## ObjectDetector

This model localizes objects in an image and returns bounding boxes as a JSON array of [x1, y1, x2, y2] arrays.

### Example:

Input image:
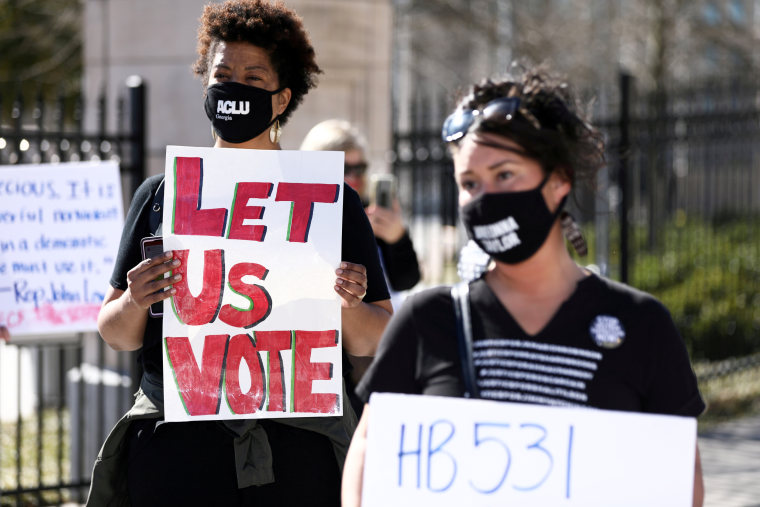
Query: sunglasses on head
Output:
[[344, 161, 368, 175], [441, 96, 542, 143]]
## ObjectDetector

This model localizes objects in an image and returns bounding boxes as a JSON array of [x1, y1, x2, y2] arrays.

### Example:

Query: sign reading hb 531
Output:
[[363, 393, 696, 507]]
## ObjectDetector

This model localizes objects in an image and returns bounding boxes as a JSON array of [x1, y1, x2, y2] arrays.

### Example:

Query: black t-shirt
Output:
[[359, 195, 420, 292], [357, 274, 705, 417], [376, 232, 420, 291], [110, 174, 389, 377]]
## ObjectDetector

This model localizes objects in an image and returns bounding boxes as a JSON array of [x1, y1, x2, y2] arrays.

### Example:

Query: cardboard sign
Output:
[[0, 161, 123, 336], [363, 393, 696, 507], [161, 146, 344, 422]]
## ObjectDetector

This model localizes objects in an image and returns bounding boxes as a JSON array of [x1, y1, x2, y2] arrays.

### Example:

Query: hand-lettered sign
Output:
[[363, 393, 697, 507], [0, 161, 124, 336], [162, 146, 344, 422]]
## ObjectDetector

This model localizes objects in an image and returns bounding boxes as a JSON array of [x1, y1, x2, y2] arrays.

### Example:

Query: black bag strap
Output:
[[451, 281, 479, 399], [148, 177, 165, 236]]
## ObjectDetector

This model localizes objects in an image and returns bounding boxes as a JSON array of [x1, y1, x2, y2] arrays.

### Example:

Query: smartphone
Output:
[[140, 236, 166, 318], [370, 174, 396, 209]]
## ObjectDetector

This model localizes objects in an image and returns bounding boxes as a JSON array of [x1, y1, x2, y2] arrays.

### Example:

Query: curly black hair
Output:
[[452, 64, 605, 186], [193, 0, 322, 126]]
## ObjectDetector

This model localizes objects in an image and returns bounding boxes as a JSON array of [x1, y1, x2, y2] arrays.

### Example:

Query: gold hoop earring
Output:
[[269, 120, 282, 144]]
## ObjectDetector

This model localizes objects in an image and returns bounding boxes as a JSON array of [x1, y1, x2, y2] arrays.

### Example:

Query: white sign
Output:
[[161, 146, 344, 422], [363, 393, 696, 507], [0, 161, 123, 335]]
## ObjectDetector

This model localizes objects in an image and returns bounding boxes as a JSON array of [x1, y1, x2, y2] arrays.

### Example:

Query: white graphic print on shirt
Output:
[[473, 338, 603, 406], [589, 315, 626, 349]]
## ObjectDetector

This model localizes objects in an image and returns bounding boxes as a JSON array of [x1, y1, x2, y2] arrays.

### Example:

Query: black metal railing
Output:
[[610, 75, 760, 361], [0, 77, 145, 196], [0, 77, 146, 506]]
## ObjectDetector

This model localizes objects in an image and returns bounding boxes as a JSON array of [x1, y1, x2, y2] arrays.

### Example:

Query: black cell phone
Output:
[[140, 236, 166, 318], [371, 174, 396, 209]]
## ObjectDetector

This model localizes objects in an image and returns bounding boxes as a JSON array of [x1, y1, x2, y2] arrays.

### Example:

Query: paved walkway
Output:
[[699, 412, 760, 507]]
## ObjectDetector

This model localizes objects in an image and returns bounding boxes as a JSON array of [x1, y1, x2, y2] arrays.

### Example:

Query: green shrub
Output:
[[576, 217, 760, 361]]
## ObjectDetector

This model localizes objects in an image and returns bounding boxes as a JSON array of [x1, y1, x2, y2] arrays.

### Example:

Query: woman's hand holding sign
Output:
[[335, 262, 368, 308], [336, 261, 393, 357], [126, 252, 180, 312], [98, 251, 181, 352]]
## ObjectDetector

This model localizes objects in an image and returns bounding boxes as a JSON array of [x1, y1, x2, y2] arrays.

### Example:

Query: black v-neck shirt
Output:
[[357, 274, 705, 417]]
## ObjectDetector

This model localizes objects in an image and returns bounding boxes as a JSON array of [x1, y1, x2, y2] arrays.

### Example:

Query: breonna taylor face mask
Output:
[[204, 81, 283, 144], [460, 173, 567, 265]]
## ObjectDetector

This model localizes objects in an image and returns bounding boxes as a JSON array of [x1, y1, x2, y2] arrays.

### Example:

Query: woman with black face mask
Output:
[[342, 65, 705, 507], [88, 1, 392, 506]]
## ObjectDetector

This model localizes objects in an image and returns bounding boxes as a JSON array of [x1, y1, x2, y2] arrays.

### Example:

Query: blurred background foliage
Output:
[[0, 0, 82, 116], [573, 215, 760, 361], [631, 217, 760, 360]]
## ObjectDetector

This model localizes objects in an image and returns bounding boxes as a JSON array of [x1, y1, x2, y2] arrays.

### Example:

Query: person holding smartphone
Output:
[[301, 120, 422, 418], [88, 2, 392, 506], [301, 119, 422, 294]]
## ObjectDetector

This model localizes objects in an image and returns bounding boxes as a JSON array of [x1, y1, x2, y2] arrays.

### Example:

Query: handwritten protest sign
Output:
[[161, 146, 344, 422], [363, 393, 697, 507], [0, 161, 123, 336]]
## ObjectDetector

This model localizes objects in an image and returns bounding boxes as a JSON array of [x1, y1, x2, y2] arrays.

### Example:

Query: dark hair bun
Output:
[[456, 64, 605, 185]]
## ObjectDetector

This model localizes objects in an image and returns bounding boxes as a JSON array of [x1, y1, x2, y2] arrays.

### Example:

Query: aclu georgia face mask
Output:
[[204, 81, 282, 144], [460, 173, 566, 264]]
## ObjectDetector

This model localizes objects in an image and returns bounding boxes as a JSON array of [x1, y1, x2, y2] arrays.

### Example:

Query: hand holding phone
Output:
[[366, 175, 407, 243], [370, 174, 396, 209], [140, 236, 168, 317]]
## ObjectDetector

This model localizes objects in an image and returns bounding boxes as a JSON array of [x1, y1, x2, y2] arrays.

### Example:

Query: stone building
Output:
[[83, 0, 394, 177]]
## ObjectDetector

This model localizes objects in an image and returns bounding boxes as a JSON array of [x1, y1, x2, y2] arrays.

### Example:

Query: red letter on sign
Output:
[[227, 182, 273, 241], [173, 157, 227, 237], [293, 330, 339, 413], [225, 333, 266, 414], [165, 334, 228, 416], [171, 249, 225, 326], [274, 183, 340, 242], [254, 330, 292, 412], [218, 262, 272, 328]]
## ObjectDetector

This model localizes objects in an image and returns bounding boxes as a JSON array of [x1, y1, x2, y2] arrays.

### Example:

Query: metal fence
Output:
[[606, 75, 760, 360], [392, 88, 460, 285], [0, 77, 145, 505]]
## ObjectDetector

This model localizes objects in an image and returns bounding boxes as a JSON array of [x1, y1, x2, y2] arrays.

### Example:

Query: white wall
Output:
[[83, 0, 393, 179]]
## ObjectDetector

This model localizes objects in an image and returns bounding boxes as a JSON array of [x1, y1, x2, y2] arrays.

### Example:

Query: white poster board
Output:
[[0, 161, 123, 335], [363, 393, 696, 507], [161, 146, 344, 422]]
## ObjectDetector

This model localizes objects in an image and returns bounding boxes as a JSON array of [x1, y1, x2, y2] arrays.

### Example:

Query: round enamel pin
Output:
[[590, 315, 625, 349]]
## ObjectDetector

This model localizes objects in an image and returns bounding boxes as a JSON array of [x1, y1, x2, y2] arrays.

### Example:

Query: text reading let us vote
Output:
[[166, 156, 341, 417]]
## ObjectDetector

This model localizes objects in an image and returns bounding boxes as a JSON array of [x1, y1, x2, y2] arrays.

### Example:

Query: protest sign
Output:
[[161, 146, 344, 422], [363, 393, 697, 507], [0, 161, 123, 336]]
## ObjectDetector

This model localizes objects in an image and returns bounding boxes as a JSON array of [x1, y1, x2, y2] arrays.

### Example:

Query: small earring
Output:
[[269, 119, 282, 144], [560, 211, 588, 256]]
